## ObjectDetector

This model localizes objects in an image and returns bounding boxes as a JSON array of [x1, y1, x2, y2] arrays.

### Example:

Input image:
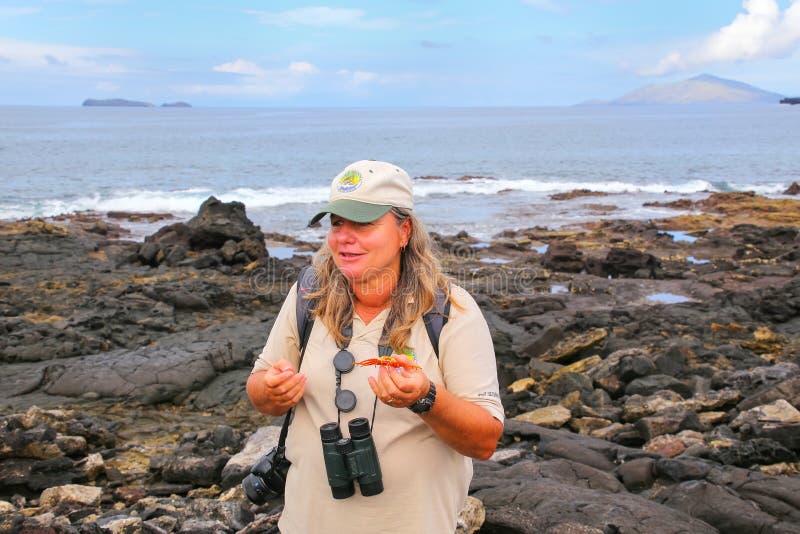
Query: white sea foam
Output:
[[218, 186, 329, 207], [0, 178, 785, 223], [0, 178, 719, 222], [724, 182, 791, 195], [412, 177, 714, 196], [0, 185, 330, 220]]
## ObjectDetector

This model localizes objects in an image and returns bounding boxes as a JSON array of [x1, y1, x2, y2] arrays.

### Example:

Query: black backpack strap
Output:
[[423, 286, 451, 359], [278, 265, 317, 449], [295, 265, 317, 352]]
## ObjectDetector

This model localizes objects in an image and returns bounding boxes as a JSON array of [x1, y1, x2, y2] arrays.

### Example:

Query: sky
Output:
[[1, 0, 799, 106]]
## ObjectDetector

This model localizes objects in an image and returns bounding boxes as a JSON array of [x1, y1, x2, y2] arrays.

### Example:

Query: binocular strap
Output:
[[336, 323, 394, 430]]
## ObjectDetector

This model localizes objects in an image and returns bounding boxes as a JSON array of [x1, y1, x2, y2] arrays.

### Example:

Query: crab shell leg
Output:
[[355, 356, 421, 370]]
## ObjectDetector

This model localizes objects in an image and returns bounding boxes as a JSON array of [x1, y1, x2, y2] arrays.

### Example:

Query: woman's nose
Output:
[[334, 221, 357, 243]]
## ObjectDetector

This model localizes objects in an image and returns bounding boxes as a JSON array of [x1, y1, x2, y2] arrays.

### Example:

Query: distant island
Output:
[[82, 99, 192, 108], [580, 74, 784, 106], [780, 97, 800, 105], [83, 98, 153, 107]]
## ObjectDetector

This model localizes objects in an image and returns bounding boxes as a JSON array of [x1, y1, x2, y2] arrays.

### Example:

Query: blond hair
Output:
[[308, 208, 455, 351]]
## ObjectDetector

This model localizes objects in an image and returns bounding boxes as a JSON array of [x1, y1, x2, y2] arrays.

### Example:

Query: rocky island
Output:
[[583, 74, 784, 105], [82, 99, 154, 108], [0, 192, 798, 533]]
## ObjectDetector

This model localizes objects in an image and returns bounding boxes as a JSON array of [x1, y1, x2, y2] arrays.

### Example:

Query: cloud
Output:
[[642, 0, 800, 76], [191, 60, 319, 97], [0, 7, 41, 16], [0, 37, 134, 73], [213, 59, 267, 77], [245, 6, 394, 29], [521, 0, 567, 13], [336, 69, 380, 84], [212, 59, 319, 78], [196, 59, 411, 99], [289, 61, 319, 73]]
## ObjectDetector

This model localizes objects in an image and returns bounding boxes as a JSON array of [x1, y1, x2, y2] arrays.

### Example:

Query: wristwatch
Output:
[[409, 381, 436, 414]]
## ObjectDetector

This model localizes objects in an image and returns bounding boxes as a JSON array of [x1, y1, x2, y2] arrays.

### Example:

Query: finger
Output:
[[273, 371, 302, 394], [397, 365, 420, 379], [273, 379, 305, 408], [384, 367, 420, 396], [380, 370, 411, 406], [272, 373, 307, 398], [285, 377, 307, 406], [264, 367, 297, 388], [272, 359, 296, 373], [372, 369, 400, 404], [376, 367, 398, 394]]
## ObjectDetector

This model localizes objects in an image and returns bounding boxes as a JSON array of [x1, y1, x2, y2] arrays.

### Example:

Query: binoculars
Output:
[[241, 445, 291, 505], [320, 417, 383, 499]]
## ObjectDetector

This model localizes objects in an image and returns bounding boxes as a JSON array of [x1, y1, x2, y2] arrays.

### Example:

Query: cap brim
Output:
[[308, 199, 392, 227]]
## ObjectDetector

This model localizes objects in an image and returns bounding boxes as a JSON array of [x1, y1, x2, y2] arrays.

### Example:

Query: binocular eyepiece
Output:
[[320, 417, 383, 499]]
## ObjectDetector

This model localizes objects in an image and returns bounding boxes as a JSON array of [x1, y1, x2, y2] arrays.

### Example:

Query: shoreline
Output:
[[1, 191, 798, 532], [0, 189, 750, 242], [7, 186, 799, 242]]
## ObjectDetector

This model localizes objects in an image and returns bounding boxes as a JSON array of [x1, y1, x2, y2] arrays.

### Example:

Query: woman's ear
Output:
[[401, 218, 412, 247]]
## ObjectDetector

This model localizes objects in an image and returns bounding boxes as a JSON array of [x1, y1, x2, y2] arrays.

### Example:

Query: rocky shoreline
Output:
[[1, 191, 798, 533]]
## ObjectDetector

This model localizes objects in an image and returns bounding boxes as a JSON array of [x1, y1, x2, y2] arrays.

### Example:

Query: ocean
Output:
[[1, 105, 797, 241]]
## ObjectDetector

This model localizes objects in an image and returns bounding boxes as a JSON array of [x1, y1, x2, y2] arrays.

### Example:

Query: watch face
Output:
[[410, 399, 431, 413], [409, 381, 435, 413]]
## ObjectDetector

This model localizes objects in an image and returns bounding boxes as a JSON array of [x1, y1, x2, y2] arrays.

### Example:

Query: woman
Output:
[[247, 160, 504, 533]]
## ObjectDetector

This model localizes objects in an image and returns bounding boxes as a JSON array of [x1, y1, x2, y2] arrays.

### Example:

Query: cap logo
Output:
[[336, 170, 363, 193]]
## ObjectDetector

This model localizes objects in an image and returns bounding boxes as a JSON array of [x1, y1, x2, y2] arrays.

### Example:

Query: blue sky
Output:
[[1, 0, 799, 106]]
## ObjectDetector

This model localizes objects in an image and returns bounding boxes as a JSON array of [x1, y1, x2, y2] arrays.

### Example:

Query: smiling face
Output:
[[327, 211, 411, 285]]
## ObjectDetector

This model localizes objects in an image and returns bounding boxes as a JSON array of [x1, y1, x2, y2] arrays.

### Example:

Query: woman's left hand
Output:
[[367, 357, 429, 408]]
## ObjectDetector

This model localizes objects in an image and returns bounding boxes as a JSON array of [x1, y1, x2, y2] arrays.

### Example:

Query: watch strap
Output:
[[409, 381, 436, 414]]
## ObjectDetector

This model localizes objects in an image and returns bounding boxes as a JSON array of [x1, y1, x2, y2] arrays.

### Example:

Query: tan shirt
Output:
[[253, 284, 504, 534]]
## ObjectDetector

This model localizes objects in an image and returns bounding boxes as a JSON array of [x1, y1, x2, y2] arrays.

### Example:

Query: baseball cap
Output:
[[308, 160, 414, 226]]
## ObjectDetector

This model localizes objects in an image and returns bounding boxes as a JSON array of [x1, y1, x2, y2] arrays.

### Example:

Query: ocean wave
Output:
[[0, 177, 789, 222], [411, 177, 714, 196], [714, 181, 791, 195], [0, 186, 330, 220]]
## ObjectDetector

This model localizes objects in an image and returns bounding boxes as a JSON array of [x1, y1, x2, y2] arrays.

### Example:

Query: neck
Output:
[[351, 266, 399, 311]]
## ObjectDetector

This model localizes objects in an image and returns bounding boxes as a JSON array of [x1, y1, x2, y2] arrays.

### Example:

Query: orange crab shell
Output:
[[355, 355, 421, 370]]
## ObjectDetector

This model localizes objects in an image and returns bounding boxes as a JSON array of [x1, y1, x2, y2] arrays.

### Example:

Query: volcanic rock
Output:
[[514, 405, 572, 428], [634, 406, 703, 441], [538, 328, 607, 364], [710, 438, 797, 467], [656, 479, 793, 533], [615, 457, 656, 491], [784, 181, 800, 195], [473, 460, 715, 533], [40, 484, 102, 508], [604, 247, 661, 278], [541, 241, 584, 273]]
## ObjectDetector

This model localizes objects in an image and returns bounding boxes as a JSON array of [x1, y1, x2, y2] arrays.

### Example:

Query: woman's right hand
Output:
[[246, 359, 307, 415]]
